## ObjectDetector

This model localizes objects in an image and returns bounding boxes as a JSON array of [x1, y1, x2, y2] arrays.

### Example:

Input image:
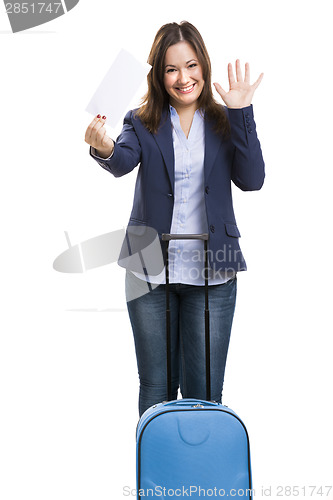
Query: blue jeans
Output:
[[125, 270, 237, 416]]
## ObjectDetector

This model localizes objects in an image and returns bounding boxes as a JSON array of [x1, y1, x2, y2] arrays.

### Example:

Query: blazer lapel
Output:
[[152, 109, 175, 194], [204, 115, 223, 182]]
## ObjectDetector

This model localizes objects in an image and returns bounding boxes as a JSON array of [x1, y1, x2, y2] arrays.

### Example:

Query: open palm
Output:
[[213, 59, 263, 109]]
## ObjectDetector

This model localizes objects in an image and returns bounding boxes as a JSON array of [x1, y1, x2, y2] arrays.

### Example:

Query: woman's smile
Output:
[[175, 83, 196, 94]]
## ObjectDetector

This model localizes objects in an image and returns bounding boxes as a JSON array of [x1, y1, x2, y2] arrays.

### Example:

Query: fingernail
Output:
[[102, 116, 106, 119], [97, 114, 101, 118]]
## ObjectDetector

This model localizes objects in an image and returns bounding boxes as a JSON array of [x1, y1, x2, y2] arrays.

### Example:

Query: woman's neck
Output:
[[170, 102, 199, 139], [169, 100, 198, 121]]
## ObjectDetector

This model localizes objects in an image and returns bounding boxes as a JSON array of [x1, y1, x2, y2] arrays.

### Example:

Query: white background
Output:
[[0, 0, 332, 499]]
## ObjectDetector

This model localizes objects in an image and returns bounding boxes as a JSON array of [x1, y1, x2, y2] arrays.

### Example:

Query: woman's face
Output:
[[163, 41, 205, 111]]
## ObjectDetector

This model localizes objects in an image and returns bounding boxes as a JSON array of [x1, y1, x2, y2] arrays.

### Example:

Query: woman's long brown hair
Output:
[[135, 21, 230, 137]]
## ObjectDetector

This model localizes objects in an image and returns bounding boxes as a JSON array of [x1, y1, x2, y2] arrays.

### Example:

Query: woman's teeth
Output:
[[176, 84, 195, 93]]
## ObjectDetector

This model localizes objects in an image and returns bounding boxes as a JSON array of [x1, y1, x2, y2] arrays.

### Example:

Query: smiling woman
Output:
[[85, 20, 265, 417]]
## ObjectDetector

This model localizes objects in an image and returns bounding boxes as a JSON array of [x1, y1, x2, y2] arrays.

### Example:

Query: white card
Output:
[[85, 49, 151, 128]]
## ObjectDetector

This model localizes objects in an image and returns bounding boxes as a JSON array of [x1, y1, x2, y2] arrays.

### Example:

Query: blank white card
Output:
[[86, 49, 152, 128]]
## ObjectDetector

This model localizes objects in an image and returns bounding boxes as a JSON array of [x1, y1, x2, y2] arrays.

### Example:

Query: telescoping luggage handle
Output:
[[161, 233, 211, 402]]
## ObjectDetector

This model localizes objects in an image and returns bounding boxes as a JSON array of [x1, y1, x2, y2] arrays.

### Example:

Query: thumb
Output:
[[213, 82, 227, 98]]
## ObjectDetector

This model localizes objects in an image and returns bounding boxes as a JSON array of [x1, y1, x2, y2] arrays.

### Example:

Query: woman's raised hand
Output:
[[85, 115, 114, 158], [213, 60, 264, 109]]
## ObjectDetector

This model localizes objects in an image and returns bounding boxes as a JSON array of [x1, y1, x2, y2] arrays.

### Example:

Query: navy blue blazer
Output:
[[90, 104, 265, 273]]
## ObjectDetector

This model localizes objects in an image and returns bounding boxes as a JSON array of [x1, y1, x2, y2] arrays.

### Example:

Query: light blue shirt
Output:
[[133, 105, 235, 285]]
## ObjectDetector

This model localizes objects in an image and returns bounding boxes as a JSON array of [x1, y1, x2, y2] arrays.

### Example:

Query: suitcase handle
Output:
[[163, 399, 218, 407], [161, 233, 209, 241], [161, 233, 211, 402]]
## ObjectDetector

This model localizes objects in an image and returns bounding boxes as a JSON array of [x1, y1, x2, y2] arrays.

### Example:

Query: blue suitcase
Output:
[[135, 234, 253, 499]]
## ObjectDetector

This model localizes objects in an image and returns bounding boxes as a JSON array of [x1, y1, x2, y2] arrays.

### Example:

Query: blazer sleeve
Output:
[[226, 104, 265, 191], [89, 110, 141, 178]]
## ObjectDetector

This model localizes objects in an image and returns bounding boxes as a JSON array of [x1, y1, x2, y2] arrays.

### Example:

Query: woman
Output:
[[85, 21, 265, 416]]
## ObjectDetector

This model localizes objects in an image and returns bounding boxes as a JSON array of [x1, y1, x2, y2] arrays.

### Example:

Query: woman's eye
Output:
[[165, 64, 197, 73]]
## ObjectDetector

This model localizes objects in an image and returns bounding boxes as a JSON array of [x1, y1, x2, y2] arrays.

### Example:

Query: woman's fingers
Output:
[[85, 115, 107, 147], [91, 116, 107, 147], [85, 115, 101, 143], [235, 59, 243, 82], [228, 60, 263, 91], [244, 62, 250, 84], [227, 62, 236, 86], [100, 127, 109, 148], [252, 72, 264, 90], [213, 82, 227, 98]]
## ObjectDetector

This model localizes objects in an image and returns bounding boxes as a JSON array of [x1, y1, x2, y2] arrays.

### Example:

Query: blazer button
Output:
[[205, 186, 209, 194], [210, 225, 215, 233]]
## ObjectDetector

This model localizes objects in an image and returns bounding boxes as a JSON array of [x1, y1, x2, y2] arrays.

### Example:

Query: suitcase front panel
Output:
[[137, 408, 251, 499]]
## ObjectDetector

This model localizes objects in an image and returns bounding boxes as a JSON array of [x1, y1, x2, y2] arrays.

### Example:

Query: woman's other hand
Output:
[[213, 60, 263, 109], [85, 115, 114, 158]]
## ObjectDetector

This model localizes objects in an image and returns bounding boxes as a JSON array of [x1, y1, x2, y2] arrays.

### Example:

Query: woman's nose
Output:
[[178, 69, 189, 84]]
